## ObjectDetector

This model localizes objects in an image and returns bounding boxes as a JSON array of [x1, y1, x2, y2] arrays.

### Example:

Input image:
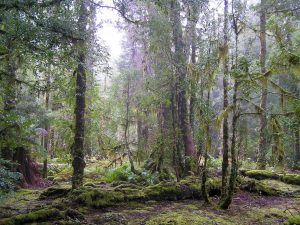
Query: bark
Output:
[[170, 0, 195, 158], [124, 76, 137, 174], [189, 26, 197, 137], [201, 91, 211, 204], [71, 0, 88, 189], [257, 0, 268, 170], [220, 80, 239, 209], [294, 120, 300, 168], [42, 74, 50, 178], [221, 0, 230, 201]]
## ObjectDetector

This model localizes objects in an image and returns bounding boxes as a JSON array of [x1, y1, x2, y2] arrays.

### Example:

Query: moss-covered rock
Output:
[[0, 208, 62, 225], [288, 214, 300, 225], [245, 170, 280, 180]]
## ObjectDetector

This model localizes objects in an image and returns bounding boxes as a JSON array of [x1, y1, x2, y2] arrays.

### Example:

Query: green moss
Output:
[[40, 187, 71, 200], [288, 214, 300, 225], [83, 182, 97, 187], [240, 178, 300, 196], [245, 170, 280, 180], [2, 208, 62, 225], [93, 212, 127, 225], [281, 174, 300, 185], [145, 210, 234, 225], [144, 181, 181, 200], [76, 189, 125, 208]]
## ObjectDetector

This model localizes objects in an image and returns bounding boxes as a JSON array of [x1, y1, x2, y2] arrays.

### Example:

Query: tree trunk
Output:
[[221, 0, 230, 201], [257, 0, 268, 170], [71, 0, 88, 189], [43, 73, 50, 178], [201, 91, 211, 204], [220, 80, 239, 209], [170, 0, 195, 158], [294, 120, 300, 168], [124, 76, 137, 174]]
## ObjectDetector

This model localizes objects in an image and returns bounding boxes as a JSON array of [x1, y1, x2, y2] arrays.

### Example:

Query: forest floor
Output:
[[0, 183, 299, 224], [1, 161, 300, 224]]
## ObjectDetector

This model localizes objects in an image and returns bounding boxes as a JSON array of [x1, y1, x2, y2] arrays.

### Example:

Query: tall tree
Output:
[[221, 0, 230, 200], [71, 0, 88, 189], [257, 0, 268, 170]]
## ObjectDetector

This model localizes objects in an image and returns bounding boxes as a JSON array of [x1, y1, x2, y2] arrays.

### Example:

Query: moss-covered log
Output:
[[242, 170, 300, 186], [244, 170, 280, 180], [0, 208, 62, 225], [239, 177, 300, 197], [73, 176, 221, 208]]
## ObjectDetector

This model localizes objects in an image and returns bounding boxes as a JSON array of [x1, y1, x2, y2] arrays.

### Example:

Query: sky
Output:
[[96, 0, 260, 63], [96, 1, 124, 62]]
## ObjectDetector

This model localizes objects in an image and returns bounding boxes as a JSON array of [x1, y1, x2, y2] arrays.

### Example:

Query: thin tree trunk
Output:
[[201, 90, 211, 204], [294, 120, 300, 168], [257, 0, 268, 170], [71, 0, 88, 189], [220, 80, 239, 209], [42, 73, 50, 178], [124, 76, 136, 174], [221, 0, 229, 201]]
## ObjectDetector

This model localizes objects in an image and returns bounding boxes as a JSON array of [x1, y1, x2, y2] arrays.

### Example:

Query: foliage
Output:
[[0, 158, 22, 192]]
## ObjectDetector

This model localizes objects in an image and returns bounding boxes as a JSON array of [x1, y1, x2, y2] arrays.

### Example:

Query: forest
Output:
[[0, 0, 300, 224]]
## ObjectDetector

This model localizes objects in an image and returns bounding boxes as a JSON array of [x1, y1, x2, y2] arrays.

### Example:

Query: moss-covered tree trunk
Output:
[[71, 0, 88, 189], [220, 80, 239, 209], [42, 73, 51, 178], [201, 91, 211, 204], [170, 0, 195, 159], [221, 0, 229, 201], [294, 119, 300, 168], [257, 0, 268, 170]]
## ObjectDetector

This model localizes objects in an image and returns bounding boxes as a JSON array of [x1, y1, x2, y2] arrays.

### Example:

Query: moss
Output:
[[83, 182, 97, 187], [40, 187, 71, 200], [76, 189, 125, 208], [288, 215, 300, 225], [240, 178, 300, 196], [64, 208, 84, 221], [144, 181, 181, 200], [145, 210, 234, 225], [281, 174, 300, 185], [245, 170, 280, 180], [93, 212, 127, 225], [206, 178, 222, 196], [145, 211, 209, 225], [1, 208, 62, 225]]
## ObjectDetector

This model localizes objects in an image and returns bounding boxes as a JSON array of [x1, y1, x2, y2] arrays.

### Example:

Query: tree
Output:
[[257, 0, 268, 170], [71, 0, 89, 189]]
